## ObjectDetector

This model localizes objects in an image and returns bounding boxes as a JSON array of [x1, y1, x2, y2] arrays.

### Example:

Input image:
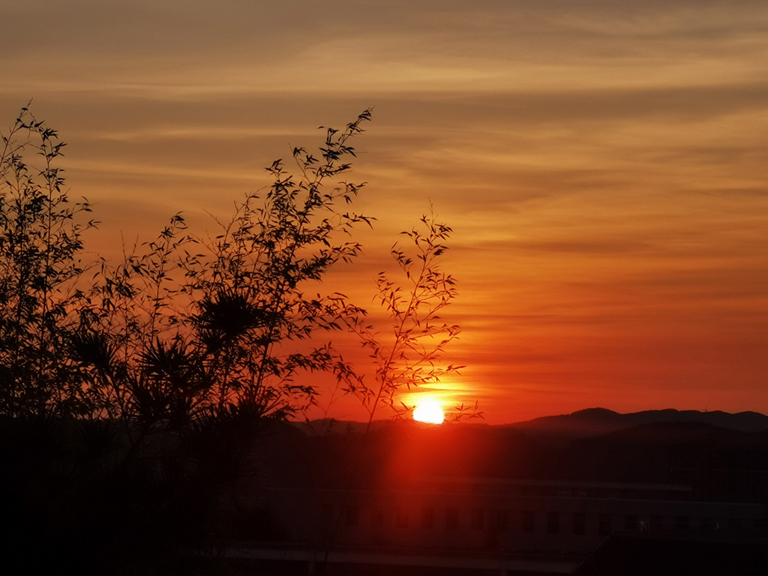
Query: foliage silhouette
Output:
[[0, 106, 95, 418], [72, 110, 373, 436], [345, 212, 468, 420], [0, 106, 399, 574]]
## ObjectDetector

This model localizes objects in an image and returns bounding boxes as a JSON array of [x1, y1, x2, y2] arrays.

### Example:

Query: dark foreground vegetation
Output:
[[0, 107, 467, 574]]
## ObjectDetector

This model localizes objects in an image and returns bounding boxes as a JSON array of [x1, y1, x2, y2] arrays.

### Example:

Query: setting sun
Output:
[[413, 399, 445, 425]]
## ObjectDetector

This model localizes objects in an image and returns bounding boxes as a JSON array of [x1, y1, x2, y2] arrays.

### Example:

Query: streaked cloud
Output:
[[2, 0, 767, 422]]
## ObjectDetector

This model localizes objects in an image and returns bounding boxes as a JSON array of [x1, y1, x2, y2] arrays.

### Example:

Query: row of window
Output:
[[345, 506, 734, 535]]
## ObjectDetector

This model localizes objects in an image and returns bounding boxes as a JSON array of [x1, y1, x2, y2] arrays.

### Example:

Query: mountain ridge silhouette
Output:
[[506, 407, 768, 439], [296, 408, 768, 439]]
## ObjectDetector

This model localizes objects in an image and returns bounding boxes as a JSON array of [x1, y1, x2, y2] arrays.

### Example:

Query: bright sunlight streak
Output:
[[413, 399, 445, 425]]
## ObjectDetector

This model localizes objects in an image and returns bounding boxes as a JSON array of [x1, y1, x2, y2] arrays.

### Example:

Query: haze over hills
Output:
[[506, 408, 768, 440], [298, 408, 768, 439]]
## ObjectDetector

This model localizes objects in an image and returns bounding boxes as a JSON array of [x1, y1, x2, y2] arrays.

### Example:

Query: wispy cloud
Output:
[[2, 0, 767, 421]]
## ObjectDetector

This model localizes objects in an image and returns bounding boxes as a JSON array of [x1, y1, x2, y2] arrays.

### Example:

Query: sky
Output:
[[1, 0, 767, 423]]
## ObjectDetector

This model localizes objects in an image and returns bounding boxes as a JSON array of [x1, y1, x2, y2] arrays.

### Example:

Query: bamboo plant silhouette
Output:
[[349, 213, 464, 421], [73, 109, 374, 434], [0, 106, 94, 418], [181, 109, 374, 421]]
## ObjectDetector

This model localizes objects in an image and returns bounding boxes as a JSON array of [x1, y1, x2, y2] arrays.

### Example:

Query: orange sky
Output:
[[2, 0, 767, 423]]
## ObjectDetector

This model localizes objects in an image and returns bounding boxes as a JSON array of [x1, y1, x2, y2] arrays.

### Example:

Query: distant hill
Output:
[[299, 408, 768, 441], [507, 408, 768, 441], [627, 408, 768, 432]]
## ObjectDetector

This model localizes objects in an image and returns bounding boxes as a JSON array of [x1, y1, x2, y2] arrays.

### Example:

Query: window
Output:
[[624, 515, 638, 531], [650, 515, 664, 530], [522, 511, 535, 534], [346, 504, 359, 527], [396, 507, 408, 528], [547, 512, 560, 534], [472, 509, 485, 530], [572, 512, 586, 535], [599, 514, 612, 536], [446, 508, 459, 530]]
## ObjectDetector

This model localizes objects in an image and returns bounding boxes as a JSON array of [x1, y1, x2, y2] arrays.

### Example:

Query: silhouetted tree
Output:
[[0, 105, 473, 574], [0, 106, 378, 574], [0, 105, 94, 418], [182, 110, 373, 422], [71, 110, 372, 436]]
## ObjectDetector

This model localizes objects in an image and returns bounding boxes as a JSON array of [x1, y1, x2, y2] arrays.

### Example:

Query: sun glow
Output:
[[413, 399, 445, 425]]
